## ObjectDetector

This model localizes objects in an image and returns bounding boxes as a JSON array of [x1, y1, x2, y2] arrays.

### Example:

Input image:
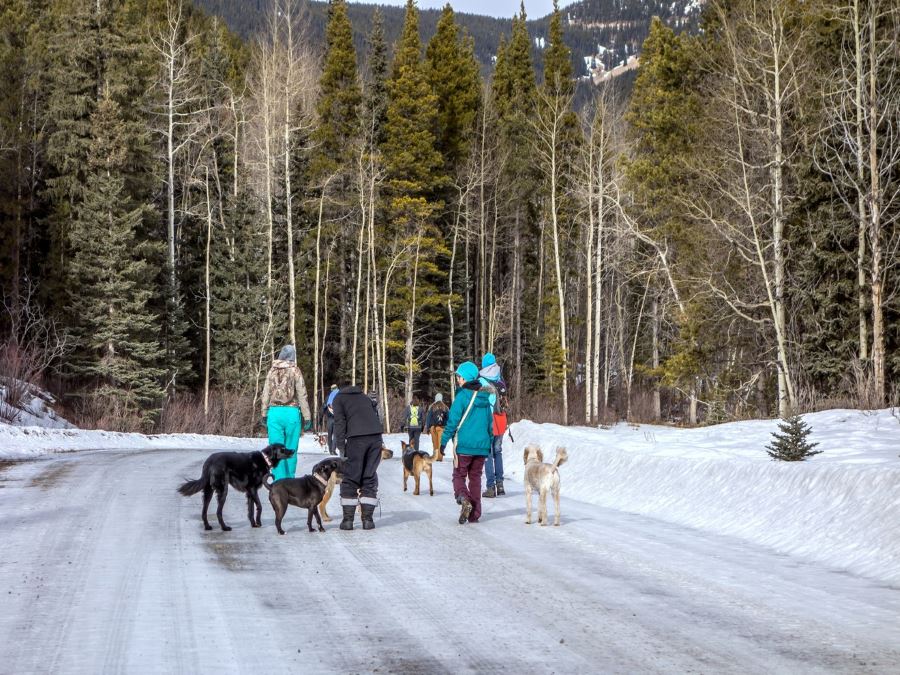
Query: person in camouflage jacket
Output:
[[260, 345, 311, 480]]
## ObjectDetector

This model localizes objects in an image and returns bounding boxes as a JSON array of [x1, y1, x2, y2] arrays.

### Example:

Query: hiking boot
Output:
[[457, 497, 473, 524], [482, 485, 496, 498], [361, 503, 376, 530], [339, 505, 355, 531], [496, 481, 505, 496]]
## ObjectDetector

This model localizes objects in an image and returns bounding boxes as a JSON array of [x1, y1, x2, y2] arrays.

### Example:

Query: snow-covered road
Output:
[[1, 448, 898, 674]]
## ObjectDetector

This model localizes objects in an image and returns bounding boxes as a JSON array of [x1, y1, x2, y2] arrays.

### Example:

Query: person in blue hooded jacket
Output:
[[440, 361, 495, 524], [479, 352, 507, 497]]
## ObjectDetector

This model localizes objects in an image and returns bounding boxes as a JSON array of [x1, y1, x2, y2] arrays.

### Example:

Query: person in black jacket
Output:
[[332, 385, 384, 530]]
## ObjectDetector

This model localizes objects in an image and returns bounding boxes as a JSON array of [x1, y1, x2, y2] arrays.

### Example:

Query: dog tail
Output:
[[553, 447, 568, 468], [177, 478, 205, 496]]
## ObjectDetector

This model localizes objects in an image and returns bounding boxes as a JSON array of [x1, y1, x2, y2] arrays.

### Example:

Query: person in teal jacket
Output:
[[440, 361, 495, 524]]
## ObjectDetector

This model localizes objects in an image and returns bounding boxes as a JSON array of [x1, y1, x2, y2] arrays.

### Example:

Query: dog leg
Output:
[[553, 483, 561, 526], [202, 487, 214, 531], [538, 488, 548, 526], [245, 491, 257, 528], [252, 489, 263, 527], [269, 493, 286, 535], [525, 485, 533, 524], [414, 471, 420, 496], [426, 464, 433, 496], [403, 468, 409, 492], [307, 507, 317, 533], [216, 486, 231, 531], [312, 506, 325, 533]]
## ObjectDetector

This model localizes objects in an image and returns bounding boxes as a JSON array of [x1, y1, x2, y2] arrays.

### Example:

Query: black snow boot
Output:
[[339, 505, 355, 531], [482, 485, 496, 498], [496, 481, 505, 496], [361, 504, 376, 530]]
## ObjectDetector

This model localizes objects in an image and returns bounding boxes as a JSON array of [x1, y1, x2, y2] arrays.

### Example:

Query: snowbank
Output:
[[0, 380, 73, 428], [0, 425, 269, 460], [507, 409, 900, 586]]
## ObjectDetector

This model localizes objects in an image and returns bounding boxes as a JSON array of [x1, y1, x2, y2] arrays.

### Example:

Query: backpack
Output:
[[432, 405, 448, 428], [491, 378, 510, 435], [409, 405, 420, 427], [267, 366, 297, 406]]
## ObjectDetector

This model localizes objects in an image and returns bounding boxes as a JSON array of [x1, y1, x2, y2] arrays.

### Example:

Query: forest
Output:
[[0, 0, 898, 434]]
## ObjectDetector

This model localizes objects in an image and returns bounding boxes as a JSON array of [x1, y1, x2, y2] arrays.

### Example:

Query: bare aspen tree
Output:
[[686, 0, 805, 417], [532, 85, 576, 422], [817, 0, 900, 404]]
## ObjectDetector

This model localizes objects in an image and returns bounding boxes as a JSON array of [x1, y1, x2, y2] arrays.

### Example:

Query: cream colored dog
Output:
[[523, 445, 568, 526]]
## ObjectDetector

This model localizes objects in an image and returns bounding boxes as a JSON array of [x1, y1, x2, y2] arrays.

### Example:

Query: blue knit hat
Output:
[[278, 344, 296, 362], [455, 361, 479, 382], [481, 352, 496, 368]]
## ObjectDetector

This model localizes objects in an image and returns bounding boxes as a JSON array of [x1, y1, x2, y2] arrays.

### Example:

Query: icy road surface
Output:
[[0, 449, 898, 674]]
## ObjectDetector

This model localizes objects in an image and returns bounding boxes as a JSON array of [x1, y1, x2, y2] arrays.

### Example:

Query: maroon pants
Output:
[[452, 455, 486, 522]]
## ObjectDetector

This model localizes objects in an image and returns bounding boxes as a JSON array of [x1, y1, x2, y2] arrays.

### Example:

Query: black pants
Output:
[[407, 427, 422, 451], [340, 434, 383, 502], [326, 416, 336, 454]]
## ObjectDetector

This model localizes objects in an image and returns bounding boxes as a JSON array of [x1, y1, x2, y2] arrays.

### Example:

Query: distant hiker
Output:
[[320, 384, 339, 456], [479, 352, 509, 498], [332, 385, 384, 530], [260, 344, 311, 480], [440, 361, 494, 524], [424, 393, 449, 461], [401, 395, 423, 452]]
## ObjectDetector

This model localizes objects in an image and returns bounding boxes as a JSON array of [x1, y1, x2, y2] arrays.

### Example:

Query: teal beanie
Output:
[[455, 361, 479, 382]]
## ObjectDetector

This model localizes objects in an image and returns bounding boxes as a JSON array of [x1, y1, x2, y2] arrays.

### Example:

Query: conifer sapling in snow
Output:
[[765, 414, 822, 462]]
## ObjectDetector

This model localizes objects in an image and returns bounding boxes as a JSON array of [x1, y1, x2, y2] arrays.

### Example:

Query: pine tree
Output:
[[766, 414, 822, 462], [384, 0, 444, 210], [363, 8, 388, 148], [312, 0, 362, 179], [425, 4, 481, 177], [68, 94, 164, 425]]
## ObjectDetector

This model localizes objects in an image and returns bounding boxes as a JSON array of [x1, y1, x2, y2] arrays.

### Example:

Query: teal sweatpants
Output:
[[267, 406, 301, 480]]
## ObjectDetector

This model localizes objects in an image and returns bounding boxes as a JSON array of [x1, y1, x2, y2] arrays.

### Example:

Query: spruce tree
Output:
[[313, 0, 362, 179], [425, 5, 481, 177], [68, 94, 164, 425], [766, 414, 822, 462], [363, 8, 389, 148]]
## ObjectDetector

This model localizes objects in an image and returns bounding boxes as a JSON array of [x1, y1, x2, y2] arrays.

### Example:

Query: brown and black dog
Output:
[[317, 467, 342, 522], [401, 440, 434, 496], [267, 457, 343, 534]]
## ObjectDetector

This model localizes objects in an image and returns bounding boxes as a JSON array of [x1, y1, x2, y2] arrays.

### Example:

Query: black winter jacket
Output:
[[332, 386, 383, 451]]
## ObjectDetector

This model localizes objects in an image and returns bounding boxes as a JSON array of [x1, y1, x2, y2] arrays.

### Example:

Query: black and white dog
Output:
[[178, 443, 294, 531]]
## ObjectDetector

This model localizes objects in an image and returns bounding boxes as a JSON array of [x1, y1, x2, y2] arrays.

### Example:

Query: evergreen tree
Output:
[[68, 94, 164, 425], [313, 0, 362, 178], [766, 414, 822, 462], [384, 0, 444, 210], [542, 0, 573, 98], [425, 4, 481, 177], [363, 8, 389, 148]]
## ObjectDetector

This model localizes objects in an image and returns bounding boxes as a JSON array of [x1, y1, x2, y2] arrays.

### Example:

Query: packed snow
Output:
[[2, 407, 898, 587]]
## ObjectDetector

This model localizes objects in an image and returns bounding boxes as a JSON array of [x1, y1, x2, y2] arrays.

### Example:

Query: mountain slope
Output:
[[193, 0, 704, 82]]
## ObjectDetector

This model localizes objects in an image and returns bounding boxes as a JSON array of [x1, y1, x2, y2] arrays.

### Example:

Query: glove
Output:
[[303, 419, 312, 431], [258, 416, 267, 429]]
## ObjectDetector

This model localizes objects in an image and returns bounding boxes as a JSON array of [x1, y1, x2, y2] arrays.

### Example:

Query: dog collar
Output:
[[262, 453, 274, 469], [313, 472, 328, 487]]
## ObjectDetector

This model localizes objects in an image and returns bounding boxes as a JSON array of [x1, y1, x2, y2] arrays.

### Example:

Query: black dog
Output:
[[267, 457, 344, 535], [178, 443, 294, 531]]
